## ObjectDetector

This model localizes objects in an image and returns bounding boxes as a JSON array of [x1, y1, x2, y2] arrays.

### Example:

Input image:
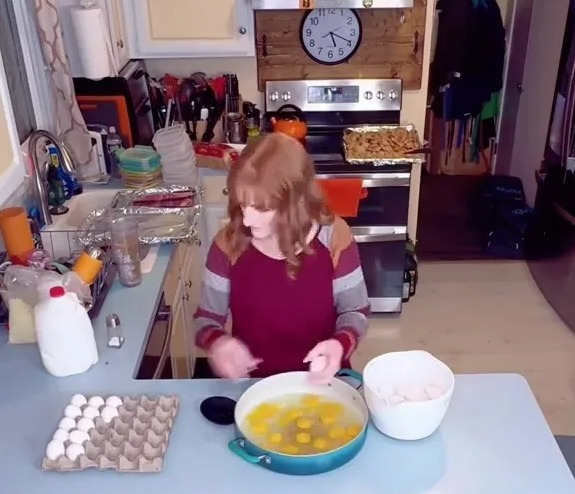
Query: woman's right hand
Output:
[[207, 335, 262, 379]]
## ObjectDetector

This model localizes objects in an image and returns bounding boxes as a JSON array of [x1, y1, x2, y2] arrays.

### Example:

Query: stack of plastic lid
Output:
[[117, 146, 163, 188], [152, 125, 198, 187]]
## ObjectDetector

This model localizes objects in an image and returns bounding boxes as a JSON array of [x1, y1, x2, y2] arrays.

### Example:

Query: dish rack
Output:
[[39, 229, 116, 320]]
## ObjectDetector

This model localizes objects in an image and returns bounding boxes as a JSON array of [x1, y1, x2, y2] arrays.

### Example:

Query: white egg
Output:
[[46, 440, 65, 461], [70, 394, 87, 408], [82, 405, 100, 420], [100, 405, 119, 424], [76, 417, 95, 433], [87, 396, 105, 409], [53, 428, 69, 442], [105, 396, 123, 408], [65, 443, 85, 462], [64, 405, 82, 419], [58, 417, 76, 431], [69, 429, 90, 445]]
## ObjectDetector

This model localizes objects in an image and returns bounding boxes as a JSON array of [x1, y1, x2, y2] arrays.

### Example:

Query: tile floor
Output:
[[352, 260, 575, 436]]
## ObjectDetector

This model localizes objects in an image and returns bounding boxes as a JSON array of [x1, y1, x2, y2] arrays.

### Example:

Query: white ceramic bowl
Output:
[[363, 350, 454, 441]]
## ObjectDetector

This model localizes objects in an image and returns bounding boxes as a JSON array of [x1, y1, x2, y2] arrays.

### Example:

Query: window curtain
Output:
[[33, 0, 93, 167]]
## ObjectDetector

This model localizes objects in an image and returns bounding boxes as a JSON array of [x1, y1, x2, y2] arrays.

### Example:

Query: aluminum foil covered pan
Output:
[[75, 205, 202, 247], [342, 124, 426, 166]]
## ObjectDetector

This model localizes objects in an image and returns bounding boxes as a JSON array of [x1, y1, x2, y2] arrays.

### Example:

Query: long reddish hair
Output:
[[225, 133, 333, 277]]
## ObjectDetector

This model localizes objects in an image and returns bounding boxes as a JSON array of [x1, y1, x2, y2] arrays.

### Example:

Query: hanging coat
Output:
[[430, 0, 506, 118]]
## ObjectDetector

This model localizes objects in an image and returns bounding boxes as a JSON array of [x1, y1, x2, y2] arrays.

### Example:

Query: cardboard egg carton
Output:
[[42, 395, 179, 473]]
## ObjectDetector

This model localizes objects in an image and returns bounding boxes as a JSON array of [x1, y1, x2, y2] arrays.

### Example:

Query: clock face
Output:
[[300, 9, 362, 65]]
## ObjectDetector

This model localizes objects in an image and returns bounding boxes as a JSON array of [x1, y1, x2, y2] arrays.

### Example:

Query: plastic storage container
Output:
[[34, 286, 99, 377]]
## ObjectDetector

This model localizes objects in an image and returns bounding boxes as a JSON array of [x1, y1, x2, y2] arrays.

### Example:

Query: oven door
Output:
[[316, 172, 410, 226], [351, 226, 407, 313]]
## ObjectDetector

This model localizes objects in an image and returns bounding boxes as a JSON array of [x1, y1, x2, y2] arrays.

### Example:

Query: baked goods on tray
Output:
[[343, 125, 422, 163]]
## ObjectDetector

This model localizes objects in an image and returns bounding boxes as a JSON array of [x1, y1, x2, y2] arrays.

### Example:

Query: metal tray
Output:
[[110, 185, 203, 209], [342, 124, 426, 166], [75, 205, 202, 247]]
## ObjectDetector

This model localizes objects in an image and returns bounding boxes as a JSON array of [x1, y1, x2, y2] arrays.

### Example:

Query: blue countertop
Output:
[[0, 244, 574, 493]]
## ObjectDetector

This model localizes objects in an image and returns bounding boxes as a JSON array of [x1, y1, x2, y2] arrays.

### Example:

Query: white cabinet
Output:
[[58, 0, 129, 78], [122, 0, 255, 58]]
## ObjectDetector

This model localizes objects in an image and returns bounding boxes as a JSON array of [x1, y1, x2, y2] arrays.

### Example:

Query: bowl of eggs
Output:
[[228, 369, 369, 475], [362, 350, 455, 441]]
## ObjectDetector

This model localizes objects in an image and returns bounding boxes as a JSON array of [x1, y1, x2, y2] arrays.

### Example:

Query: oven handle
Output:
[[315, 173, 410, 187], [351, 226, 407, 243]]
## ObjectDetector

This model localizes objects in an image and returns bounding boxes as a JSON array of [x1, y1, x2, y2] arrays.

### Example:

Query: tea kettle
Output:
[[270, 104, 307, 140]]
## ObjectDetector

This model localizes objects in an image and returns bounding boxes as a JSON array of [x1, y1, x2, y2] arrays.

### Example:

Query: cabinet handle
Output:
[[116, 40, 124, 49], [183, 292, 190, 301], [223, 187, 229, 196], [185, 280, 192, 288], [153, 310, 173, 379], [238, 26, 247, 35]]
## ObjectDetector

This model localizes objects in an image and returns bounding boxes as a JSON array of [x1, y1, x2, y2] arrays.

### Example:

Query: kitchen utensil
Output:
[[362, 350, 454, 441], [270, 104, 307, 140], [204, 370, 368, 475], [226, 112, 247, 144], [317, 179, 368, 218]]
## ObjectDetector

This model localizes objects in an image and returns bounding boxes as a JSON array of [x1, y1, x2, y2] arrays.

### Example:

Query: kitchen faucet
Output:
[[28, 129, 77, 226]]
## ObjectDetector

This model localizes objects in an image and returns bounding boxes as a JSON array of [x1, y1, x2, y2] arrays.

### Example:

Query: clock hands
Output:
[[332, 32, 351, 44], [321, 31, 351, 48], [321, 31, 338, 48]]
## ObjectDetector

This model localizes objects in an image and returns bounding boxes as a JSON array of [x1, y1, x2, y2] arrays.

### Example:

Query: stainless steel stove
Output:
[[264, 78, 405, 169], [264, 78, 414, 313]]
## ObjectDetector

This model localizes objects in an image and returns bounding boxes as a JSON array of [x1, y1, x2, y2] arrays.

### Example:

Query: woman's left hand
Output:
[[303, 339, 344, 385]]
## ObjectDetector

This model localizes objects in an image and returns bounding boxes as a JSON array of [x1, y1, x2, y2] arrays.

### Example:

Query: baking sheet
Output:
[[110, 185, 203, 209], [342, 124, 426, 166], [75, 205, 202, 247]]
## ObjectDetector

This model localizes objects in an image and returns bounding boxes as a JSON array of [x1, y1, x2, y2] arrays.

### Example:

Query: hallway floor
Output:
[[352, 260, 575, 436]]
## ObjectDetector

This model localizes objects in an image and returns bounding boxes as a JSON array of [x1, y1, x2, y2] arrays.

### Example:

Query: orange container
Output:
[[0, 207, 35, 265], [317, 179, 367, 218]]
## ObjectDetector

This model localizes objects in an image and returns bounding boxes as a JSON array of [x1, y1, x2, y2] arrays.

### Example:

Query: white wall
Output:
[[509, 0, 569, 205]]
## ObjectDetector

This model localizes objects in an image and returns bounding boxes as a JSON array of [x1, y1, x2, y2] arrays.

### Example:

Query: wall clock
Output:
[[300, 8, 362, 66]]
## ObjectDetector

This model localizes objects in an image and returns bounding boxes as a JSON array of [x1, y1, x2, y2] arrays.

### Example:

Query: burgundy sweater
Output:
[[193, 217, 370, 377]]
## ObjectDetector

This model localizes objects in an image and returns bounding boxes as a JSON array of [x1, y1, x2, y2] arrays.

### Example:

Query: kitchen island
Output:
[[0, 245, 574, 494]]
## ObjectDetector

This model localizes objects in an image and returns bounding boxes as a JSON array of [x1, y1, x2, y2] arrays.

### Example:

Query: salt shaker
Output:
[[106, 313, 124, 348]]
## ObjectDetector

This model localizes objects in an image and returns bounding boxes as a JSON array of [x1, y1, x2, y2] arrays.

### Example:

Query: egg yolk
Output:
[[250, 422, 268, 435], [329, 426, 346, 439], [296, 417, 313, 429], [301, 394, 321, 407], [296, 432, 311, 444], [347, 425, 361, 438], [281, 444, 299, 455], [313, 437, 329, 450], [268, 432, 282, 444]]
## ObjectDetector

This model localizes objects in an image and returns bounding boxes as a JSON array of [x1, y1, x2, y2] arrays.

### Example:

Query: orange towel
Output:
[[317, 179, 367, 218]]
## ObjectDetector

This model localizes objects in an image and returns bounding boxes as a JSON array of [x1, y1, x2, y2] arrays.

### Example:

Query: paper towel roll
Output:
[[71, 6, 117, 80]]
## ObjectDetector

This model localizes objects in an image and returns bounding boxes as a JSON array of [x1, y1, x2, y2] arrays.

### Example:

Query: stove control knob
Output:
[[376, 90, 386, 100], [364, 91, 373, 100], [388, 90, 398, 101], [281, 91, 291, 102], [269, 91, 279, 102]]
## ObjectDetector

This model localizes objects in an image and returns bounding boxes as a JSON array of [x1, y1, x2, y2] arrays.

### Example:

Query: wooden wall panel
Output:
[[255, 0, 427, 91]]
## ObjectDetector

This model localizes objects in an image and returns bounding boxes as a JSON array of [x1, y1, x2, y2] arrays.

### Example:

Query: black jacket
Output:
[[430, 0, 505, 96]]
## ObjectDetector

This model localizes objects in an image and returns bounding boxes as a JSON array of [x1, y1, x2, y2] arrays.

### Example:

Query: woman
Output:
[[193, 133, 369, 383]]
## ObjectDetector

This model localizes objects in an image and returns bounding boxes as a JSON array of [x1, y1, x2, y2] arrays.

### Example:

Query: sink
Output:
[[46, 189, 122, 231], [41, 189, 122, 259]]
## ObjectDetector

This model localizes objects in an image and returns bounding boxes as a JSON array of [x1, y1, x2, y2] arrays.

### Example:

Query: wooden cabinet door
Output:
[[123, 0, 255, 58]]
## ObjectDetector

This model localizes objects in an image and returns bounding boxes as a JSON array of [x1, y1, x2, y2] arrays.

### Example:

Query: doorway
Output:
[[416, 0, 569, 260]]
